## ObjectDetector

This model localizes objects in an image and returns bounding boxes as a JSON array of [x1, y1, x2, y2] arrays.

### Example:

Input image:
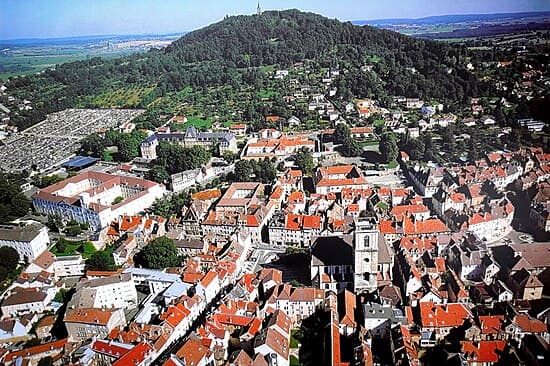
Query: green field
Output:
[[258, 89, 279, 99], [80, 85, 155, 108], [171, 116, 214, 131], [51, 239, 97, 259], [0, 50, 137, 80]]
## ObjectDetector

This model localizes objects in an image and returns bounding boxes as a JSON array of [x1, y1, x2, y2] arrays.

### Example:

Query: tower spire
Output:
[[257, 1, 262, 16]]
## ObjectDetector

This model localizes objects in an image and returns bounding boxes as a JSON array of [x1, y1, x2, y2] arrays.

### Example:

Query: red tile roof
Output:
[[4, 339, 67, 363], [176, 338, 212, 365], [479, 315, 505, 334], [461, 341, 506, 363], [64, 308, 119, 325], [200, 270, 218, 288], [92, 339, 131, 359], [160, 303, 191, 328], [112, 342, 153, 366], [419, 302, 471, 328], [513, 314, 548, 333]]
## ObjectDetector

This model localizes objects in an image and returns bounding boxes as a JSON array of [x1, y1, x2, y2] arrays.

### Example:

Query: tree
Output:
[[233, 160, 255, 182], [255, 158, 277, 184], [0, 246, 20, 273], [0, 174, 31, 223], [137, 236, 180, 269], [333, 124, 351, 144], [87, 250, 117, 271], [379, 131, 398, 163], [64, 224, 82, 237], [156, 143, 211, 175], [147, 165, 169, 184], [341, 136, 363, 157], [294, 147, 315, 175], [79, 133, 105, 158], [222, 151, 237, 164]]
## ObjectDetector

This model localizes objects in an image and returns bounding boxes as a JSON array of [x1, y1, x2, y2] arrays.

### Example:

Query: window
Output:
[[364, 236, 370, 248]]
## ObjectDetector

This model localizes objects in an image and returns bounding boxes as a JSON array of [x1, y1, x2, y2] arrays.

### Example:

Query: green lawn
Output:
[[386, 161, 398, 169], [360, 141, 379, 147], [51, 239, 97, 259], [290, 356, 300, 366], [258, 89, 279, 99], [373, 119, 386, 127]]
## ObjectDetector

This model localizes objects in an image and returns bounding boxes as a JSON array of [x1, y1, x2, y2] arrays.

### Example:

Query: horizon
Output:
[[1, 0, 549, 41]]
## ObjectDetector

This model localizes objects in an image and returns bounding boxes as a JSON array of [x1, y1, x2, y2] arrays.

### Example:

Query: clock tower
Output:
[[353, 218, 379, 294]]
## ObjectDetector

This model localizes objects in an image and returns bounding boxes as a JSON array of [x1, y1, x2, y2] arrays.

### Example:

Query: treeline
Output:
[[7, 10, 491, 130], [79, 129, 147, 162], [0, 174, 31, 223]]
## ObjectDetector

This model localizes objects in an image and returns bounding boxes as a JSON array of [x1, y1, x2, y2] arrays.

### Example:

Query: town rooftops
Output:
[[64, 307, 120, 325], [0, 222, 46, 242], [419, 302, 471, 328], [4, 338, 67, 363], [176, 337, 212, 365], [2, 288, 47, 306], [112, 342, 153, 366]]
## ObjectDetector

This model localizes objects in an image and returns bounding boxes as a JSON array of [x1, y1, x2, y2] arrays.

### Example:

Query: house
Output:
[[112, 342, 155, 366], [0, 222, 49, 261], [202, 182, 276, 242], [34, 314, 57, 339], [175, 337, 215, 366], [418, 302, 472, 346], [271, 284, 325, 325], [64, 307, 126, 342], [140, 127, 238, 160], [505, 314, 548, 344], [1, 288, 52, 318], [254, 328, 290, 366], [229, 123, 247, 136], [314, 165, 369, 194], [0, 318, 30, 343], [196, 270, 220, 303], [268, 213, 322, 247], [3, 338, 67, 366], [461, 340, 506, 366]]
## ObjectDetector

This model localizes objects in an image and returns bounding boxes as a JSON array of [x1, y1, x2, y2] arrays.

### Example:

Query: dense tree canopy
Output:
[[233, 158, 277, 183], [156, 142, 212, 175], [79, 129, 147, 162], [6, 10, 490, 131], [137, 236, 180, 269], [294, 147, 315, 175], [0, 246, 20, 273], [0, 174, 31, 223], [379, 131, 399, 163], [87, 250, 117, 271]]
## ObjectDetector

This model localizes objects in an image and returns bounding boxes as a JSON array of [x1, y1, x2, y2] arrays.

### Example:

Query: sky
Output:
[[1, 0, 549, 40]]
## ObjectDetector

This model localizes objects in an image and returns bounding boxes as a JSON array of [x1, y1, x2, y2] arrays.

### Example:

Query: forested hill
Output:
[[7, 9, 490, 130]]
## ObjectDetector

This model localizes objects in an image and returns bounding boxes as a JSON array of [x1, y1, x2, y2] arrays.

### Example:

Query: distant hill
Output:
[[6, 9, 491, 130], [353, 11, 550, 26]]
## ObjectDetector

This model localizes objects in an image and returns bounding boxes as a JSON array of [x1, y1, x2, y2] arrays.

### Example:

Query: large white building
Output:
[[32, 171, 165, 231], [64, 307, 126, 342], [140, 126, 238, 160], [70, 273, 138, 310], [0, 223, 49, 261]]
